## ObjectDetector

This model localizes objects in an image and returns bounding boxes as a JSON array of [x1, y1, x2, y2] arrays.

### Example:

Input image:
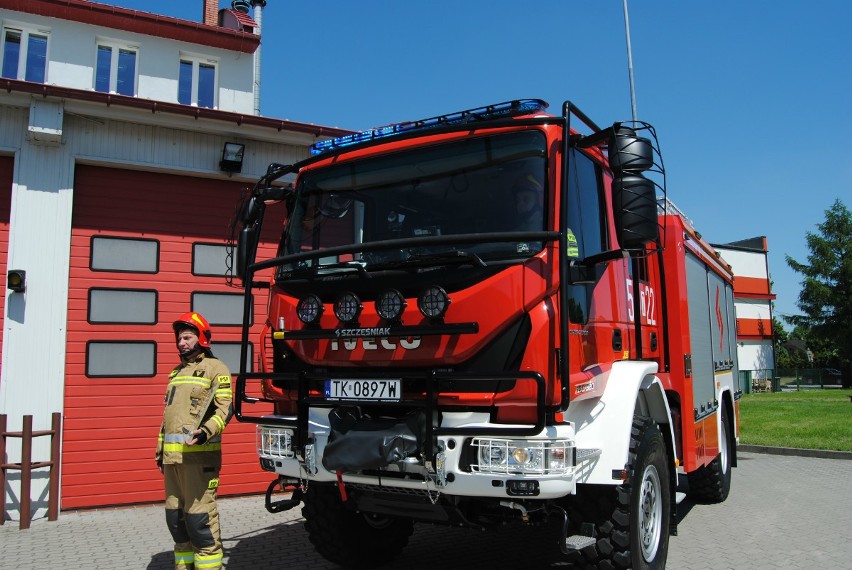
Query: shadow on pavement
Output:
[[223, 522, 315, 569], [145, 522, 311, 570], [146, 551, 174, 569]]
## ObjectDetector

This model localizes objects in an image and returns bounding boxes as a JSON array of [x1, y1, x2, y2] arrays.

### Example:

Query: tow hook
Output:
[[264, 477, 304, 513]]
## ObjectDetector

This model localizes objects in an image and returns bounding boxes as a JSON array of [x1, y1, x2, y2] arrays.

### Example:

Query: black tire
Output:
[[302, 484, 414, 569], [687, 405, 732, 504], [562, 416, 671, 569]]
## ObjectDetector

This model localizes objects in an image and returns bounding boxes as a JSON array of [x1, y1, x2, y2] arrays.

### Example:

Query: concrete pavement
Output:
[[2, 451, 851, 569]]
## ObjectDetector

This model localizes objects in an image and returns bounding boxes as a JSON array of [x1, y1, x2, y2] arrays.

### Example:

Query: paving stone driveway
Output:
[[2, 451, 850, 569]]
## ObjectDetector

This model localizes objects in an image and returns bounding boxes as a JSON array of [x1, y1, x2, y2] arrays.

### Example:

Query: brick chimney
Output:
[[203, 0, 219, 26]]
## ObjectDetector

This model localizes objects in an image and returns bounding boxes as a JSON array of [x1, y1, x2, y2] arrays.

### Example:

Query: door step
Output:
[[562, 534, 597, 552]]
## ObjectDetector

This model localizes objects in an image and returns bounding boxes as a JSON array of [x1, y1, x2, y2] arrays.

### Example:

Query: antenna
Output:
[[622, 0, 638, 122], [250, 1, 267, 116]]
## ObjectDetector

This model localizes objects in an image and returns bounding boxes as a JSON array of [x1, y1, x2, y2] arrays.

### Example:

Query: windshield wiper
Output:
[[318, 260, 369, 276], [412, 250, 487, 267], [281, 260, 369, 278], [371, 250, 487, 270]]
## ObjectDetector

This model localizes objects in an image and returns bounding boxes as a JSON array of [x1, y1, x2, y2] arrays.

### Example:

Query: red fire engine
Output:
[[232, 99, 739, 569]]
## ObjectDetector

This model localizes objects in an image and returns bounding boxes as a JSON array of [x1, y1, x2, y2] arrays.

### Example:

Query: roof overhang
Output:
[[1, 78, 352, 146], [0, 0, 260, 54]]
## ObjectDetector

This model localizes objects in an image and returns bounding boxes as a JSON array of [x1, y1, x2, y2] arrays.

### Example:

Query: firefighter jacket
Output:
[[156, 353, 233, 465]]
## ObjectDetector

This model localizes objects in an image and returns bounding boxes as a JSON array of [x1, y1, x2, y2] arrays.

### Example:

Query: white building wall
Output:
[[0, 98, 309, 519], [738, 341, 775, 379], [0, 9, 256, 114], [0, 102, 72, 519], [734, 298, 772, 320], [718, 249, 767, 279]]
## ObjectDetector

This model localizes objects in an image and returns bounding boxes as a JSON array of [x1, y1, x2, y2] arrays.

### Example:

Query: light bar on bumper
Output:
[[471, 438, 572, 475]]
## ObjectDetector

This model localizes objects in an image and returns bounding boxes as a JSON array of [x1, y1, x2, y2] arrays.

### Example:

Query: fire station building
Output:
[[713, 237, 777, 390], [0, 0, 347, 520]]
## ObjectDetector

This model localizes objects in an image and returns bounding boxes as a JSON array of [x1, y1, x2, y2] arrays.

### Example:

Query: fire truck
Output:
[[232, 99, 739, 569]]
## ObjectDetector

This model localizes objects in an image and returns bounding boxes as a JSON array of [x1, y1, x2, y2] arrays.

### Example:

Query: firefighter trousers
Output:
[[164, 462, 222, 569]]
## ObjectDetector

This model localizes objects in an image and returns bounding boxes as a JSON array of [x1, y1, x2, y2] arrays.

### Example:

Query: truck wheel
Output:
[[687, 405, 732, 504], [302, 484, 414, 569], [563, 416, 671, 569], [622, 415, 671, 569]]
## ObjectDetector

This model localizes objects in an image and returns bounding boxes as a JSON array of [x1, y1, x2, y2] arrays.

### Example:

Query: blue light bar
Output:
[[310, 99, 549, 156]]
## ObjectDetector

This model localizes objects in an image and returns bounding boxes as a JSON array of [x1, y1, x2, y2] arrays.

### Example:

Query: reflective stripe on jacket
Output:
[[156, 353, 232, 465]]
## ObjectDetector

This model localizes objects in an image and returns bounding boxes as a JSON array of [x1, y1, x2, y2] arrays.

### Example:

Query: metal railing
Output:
[[0, 413, 61, 529], [775, 368, 844, 391]]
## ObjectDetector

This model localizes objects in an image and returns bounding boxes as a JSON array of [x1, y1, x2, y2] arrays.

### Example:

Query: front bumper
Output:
[[256, 409, 599, 500]]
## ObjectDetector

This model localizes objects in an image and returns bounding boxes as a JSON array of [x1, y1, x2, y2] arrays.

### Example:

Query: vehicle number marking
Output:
[[324, 379, 401, 401]]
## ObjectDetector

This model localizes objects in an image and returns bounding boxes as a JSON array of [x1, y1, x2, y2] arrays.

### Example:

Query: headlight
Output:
[[472, 438, 572, 475], [418, 286, 449, 320], [257, 426, 294, 459], [334, 292, 362, 323], [376, 289, 406, 321], [296, 295, 323, 325], [479, 441, 508, 468]]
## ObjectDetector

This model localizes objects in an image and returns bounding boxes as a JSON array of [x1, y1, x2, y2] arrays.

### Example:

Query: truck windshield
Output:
[[278, 130, 547, 275]]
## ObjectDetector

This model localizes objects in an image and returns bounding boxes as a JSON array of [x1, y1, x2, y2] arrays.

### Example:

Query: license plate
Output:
[[324, 379, 401, 401]]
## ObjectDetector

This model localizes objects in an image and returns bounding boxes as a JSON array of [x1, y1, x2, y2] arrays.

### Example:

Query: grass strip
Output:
[[738, 389, 852, 451]]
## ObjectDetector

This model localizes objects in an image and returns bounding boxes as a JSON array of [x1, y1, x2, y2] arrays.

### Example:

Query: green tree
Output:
[[772, 314, 796, 369], [785, 199, 852, 385]]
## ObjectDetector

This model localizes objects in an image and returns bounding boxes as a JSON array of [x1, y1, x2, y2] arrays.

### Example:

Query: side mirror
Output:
[[609, 126, 653, 172], [266, 163, 292, 177], [236, 225, 259, 281], [609, 127, 658, 249], [260, 186, 291, 202], [612, 174, 658, 249], [240, 196, 261, 225]]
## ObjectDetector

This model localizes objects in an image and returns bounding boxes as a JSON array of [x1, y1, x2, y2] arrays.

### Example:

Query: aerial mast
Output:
[[622, 0, 639, 122]]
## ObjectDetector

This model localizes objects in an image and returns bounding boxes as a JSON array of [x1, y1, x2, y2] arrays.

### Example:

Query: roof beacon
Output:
[[309, 99, 549, 156]]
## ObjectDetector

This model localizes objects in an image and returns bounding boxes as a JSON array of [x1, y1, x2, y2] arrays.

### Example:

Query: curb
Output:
[[738, 444, 852, 460]]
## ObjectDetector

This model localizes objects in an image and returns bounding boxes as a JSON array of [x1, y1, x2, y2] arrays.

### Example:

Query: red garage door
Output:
[[63, 165, 283, 509], [0, 156, 12, 371]]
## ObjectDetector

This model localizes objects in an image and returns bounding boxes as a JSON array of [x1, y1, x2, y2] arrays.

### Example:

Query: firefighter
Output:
[[156, 312, 233, 570], [511, 173, 545, 232], [510, 173, 579, 257]]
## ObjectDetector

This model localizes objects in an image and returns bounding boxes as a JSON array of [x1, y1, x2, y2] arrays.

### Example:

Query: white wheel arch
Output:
[[565, 360, 679, 486]]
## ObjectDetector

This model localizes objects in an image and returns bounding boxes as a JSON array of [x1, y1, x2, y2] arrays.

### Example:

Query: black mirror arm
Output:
[[581, 249, 629, 267]]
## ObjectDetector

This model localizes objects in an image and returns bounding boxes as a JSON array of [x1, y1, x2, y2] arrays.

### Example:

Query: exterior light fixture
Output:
[[334, 292, 362, 324], [7, 269, 26, 292], [376, 289, 406, 322], [296, 295, 324, 325], [418, 286, 449, 320], [220, 142, 245, 173]]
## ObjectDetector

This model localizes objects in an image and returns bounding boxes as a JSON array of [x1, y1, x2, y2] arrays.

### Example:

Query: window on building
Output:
[[90, 236, 159, 273], [198, 63, 215, 108], [1, 30, 21, 79], [94, 42, 137, 96], [86, 341, 157, 377], [178, 56, 217, 108], [2, 27, 48, 82], [95, 46, 111, 92], [210, 342, 253, 374], [88, 288, 158, 324], [178, 60, 193, 105], [192, 292, 251, 326], [193, 243, 230, 276]]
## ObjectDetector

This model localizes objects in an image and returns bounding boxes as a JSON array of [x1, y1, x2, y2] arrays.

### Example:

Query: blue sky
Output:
[[101, 0, 851, 324]]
